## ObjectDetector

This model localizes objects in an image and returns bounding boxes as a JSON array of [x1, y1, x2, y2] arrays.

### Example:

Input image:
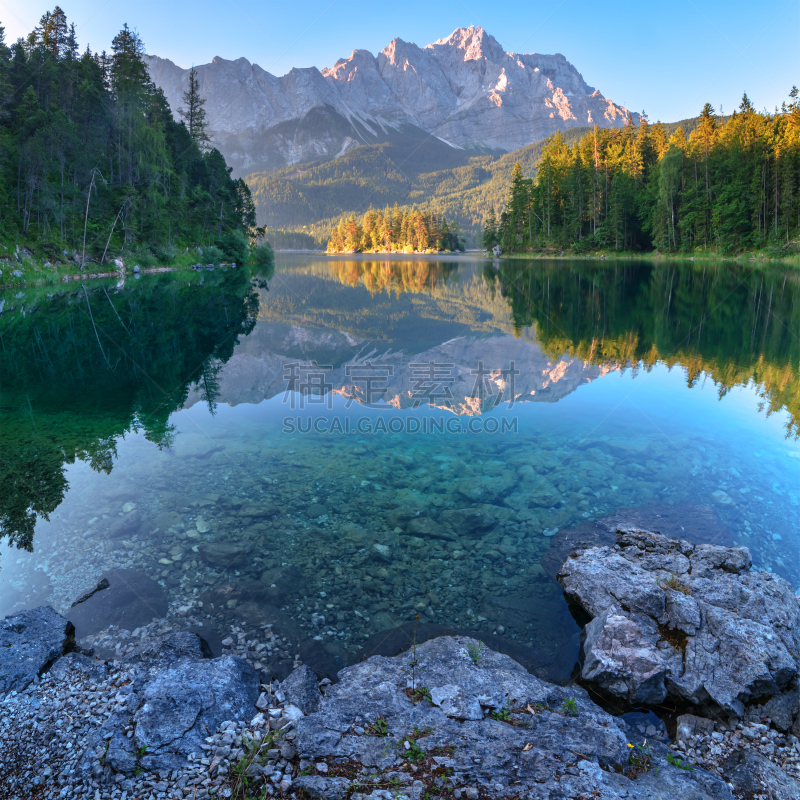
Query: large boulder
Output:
[[721, 749, 800, 800], [292, 635, 732, 799], [0, 606, 74, 695], [80, 632, 259, 776], [557, 530, 800, 718]]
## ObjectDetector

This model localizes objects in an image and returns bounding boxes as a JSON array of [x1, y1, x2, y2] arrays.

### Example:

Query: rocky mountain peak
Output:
[[144, 26, 634, 174], [427, 25, 505, 62]]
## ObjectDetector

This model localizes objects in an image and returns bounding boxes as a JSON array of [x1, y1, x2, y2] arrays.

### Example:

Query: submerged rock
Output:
[[0, 606, 74, 694], [557, 529, 800, 719], [66, 568, 168, 638]]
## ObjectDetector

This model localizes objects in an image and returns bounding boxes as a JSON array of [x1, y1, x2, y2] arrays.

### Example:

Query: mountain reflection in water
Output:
[[0, 256, 797, 683]]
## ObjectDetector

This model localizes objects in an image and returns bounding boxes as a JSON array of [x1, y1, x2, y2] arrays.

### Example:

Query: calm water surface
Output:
[[1, 256, 798, 680]]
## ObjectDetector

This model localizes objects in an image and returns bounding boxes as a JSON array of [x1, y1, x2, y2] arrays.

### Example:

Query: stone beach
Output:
[[4, 521, 800, 800]]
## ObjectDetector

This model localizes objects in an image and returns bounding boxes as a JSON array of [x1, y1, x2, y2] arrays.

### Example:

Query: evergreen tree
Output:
[[178, 65, 211, 151]]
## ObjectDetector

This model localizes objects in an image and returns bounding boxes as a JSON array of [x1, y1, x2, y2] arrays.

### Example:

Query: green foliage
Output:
[[467, 640, 485, 665], [0, 269, 258, 550], [366, 718, 389, 737], [627, 741, 658, 776], [0, 9, 253, 261], [252, 241, 275, 266], [666, 752, 695, 771], [489, 703, 512, 722], [487, 94, 800, 255], [561, 698, 578, 716], [245, 118, 703, 247], [202, 245, 224, 264], [400, 736, 426, 763], [219, 230, 249, 264], [326, 207, 462, 253], [657, 573, 691, 594], [483, 260, 800, 438]]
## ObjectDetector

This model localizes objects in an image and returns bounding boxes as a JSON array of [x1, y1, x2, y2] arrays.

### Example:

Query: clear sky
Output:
[[1, 0, 797, 122]]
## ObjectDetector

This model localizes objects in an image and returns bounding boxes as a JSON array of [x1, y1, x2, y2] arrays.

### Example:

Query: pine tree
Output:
[[178, 66, 211, 151]]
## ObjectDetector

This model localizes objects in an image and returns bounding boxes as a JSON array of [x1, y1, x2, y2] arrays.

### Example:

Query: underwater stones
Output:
[[455, 481, 493, 503], [557, 530, 800, 718], [405, 516, 456, 541], [711, 489, 735, 505], [306, 503, 327, 518], [371, 543, 392, 562], [439, 505, 497, 535], [169, 434, 223, 459], [67, 568, 168, 638], [196, 541, 251, 566], [105, 509, 143, 538], [527, 483, 561, 508], [259, 565, 307, 599], [370, 610, 402, 632], [195, 516, 210, 533], [0, 606, 75, 695], [239, 502, 279, 519]]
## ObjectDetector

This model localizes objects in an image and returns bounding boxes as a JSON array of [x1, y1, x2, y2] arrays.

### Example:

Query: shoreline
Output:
[[3, 526, 800, 799]]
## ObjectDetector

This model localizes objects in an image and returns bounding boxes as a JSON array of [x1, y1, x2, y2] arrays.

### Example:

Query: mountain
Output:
[[144, 26, 634, 175]]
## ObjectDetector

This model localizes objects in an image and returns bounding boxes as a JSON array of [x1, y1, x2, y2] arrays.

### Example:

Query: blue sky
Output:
[[2, 0, 796, 122]]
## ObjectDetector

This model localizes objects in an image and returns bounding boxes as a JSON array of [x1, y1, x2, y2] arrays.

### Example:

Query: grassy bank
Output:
[[0, 243, 275, 291], [494, 248, 800, 266]]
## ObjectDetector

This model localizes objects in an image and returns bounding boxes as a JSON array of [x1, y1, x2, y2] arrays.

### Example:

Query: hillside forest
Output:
[[0, 7, 255, 267], [484, 93, 800, 255]]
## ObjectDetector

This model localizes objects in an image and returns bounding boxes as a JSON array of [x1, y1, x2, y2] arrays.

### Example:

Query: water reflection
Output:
[[0, 268, 260, 549], [0, 256, 797, 684]]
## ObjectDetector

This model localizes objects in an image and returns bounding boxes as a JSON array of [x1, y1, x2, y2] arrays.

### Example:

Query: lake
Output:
[[1, 255, 798, 682]]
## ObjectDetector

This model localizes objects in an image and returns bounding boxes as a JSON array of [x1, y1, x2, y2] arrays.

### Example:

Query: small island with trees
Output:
[[326, 206, 463, 253]]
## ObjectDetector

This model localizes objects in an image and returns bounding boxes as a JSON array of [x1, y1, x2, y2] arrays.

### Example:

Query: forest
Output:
[[326, 206, 463, 253], [0, 7, 256, 267], [484, 93, 800, 255]]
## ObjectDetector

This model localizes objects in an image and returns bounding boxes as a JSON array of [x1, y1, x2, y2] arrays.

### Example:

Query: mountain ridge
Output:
[[144, 26, 635, 175]]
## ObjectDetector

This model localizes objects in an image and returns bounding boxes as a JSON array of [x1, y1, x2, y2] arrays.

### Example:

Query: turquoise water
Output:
[[1, 256, 798, 679]]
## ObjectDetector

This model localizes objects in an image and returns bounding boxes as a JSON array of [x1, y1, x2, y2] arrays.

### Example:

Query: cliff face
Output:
[[144, 26, 633, 172]]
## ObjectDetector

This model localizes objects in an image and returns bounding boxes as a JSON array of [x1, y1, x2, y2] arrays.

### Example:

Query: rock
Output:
[[196, 541, 251, 566], [0, 606, 74, 695], [66, 568, 168, 638], [169, 434, 223, 459], [541, 503, 732, 579], [122, 631, 212, 677], [293, 636, 730, 799], [293, 776, 351, 798], [105, 510, 143, 539], [675, 713, 715, 742], [48, 652, 109, 683], [299, 639, 343, 682], [721, 749, 800, 800], [280, 665, 322, 714], [106, 655, 259, 774], [371, 543, 392, 562], [405, 516, 456, 540], [438, 505, 497, 535], [744, 687, 800, 733], [259, 565, 306, 599], [557, 529, 800, 717]]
